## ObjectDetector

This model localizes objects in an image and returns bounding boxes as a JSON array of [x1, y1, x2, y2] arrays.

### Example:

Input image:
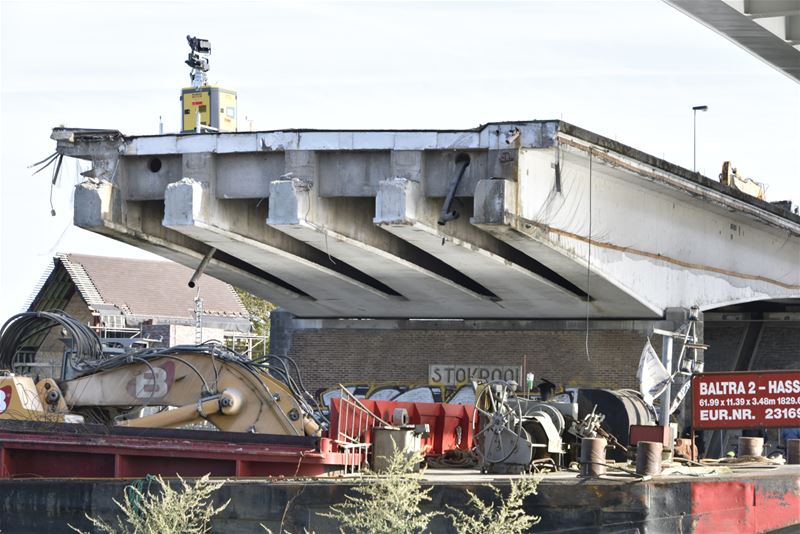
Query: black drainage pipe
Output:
[[188, 247, 217, 288], [437, 153, 471, 226]]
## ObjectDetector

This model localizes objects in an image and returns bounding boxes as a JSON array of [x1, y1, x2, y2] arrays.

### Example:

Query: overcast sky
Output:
[[1, 0, 799, 322]]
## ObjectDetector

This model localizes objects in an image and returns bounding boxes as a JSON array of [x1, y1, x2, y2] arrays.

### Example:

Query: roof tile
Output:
[[61, 253, 248, 320]]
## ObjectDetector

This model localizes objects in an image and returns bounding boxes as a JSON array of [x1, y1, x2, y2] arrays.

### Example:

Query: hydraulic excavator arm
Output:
[[58, 348, 321, 436], [3, 345, 321, 436]]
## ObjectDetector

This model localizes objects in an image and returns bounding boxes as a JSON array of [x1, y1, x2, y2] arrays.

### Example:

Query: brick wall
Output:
[[274, 318, 800, 395], [287, 328, 648, 394], [751, 324, 800, 370], [701, 323, 799, 372], [703, 324, 745, 372]]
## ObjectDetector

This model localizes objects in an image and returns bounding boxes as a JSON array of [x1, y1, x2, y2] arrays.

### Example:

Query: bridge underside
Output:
[[55, 120, 800, 319], [664, 0, 800, 83]]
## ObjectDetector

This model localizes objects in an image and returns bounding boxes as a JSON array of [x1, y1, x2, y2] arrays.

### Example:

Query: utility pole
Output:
[[693, 105, 708, 172]]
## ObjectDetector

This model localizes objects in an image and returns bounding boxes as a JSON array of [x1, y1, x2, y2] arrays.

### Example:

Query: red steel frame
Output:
[[0, 429, 351, 478], [328, 397, 475, 456], [0, 398, 474, 479]]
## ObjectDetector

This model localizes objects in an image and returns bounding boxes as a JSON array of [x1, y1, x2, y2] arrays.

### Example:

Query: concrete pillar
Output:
[[269, 309, 295, 358], [183, 152, 217, 188], [471, 178, 516, 226], [74, 181, 116, 228], [267, 178, 311, 225], [284, 151, 318, 184], [373, 177, 419, 224], [390, 151, 423, 182]]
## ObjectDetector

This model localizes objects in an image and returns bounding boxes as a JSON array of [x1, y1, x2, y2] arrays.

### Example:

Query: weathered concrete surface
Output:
[[59, 121, 800, 319], [473, 142, 800, 315]]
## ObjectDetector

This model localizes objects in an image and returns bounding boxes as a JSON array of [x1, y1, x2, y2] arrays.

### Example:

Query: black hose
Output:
[[0, 311, 104, 373], [437, 153, 471, 225], [250, 353, 327, 424], [0, 314, 327, 426]]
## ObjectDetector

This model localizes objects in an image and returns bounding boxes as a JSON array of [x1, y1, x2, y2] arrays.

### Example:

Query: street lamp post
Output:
[[693, 105, 708, 172]]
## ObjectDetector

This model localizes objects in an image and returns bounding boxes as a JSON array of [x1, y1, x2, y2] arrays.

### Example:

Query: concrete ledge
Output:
[[290, 317, 658, 332]]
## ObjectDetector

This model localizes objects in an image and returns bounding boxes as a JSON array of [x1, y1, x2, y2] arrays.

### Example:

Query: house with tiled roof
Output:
[[19, 253, 252, 377]]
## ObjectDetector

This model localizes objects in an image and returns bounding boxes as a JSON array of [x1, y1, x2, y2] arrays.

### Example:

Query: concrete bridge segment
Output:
[[54, 121, 800, 320]]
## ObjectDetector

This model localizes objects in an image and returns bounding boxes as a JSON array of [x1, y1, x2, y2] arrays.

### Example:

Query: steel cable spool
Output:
[[522, 402, 566, 436], [472, 380, 525, 465], [579, 437, 607, 477], [738, 436, 764, 458], [635, 441, 663, 476]]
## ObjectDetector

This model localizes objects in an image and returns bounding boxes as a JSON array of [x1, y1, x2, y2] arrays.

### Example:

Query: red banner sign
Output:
[[692, 371, 800, 429]]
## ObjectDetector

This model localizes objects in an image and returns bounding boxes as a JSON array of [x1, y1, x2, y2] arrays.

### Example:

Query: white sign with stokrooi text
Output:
[[429, 364, 521, 386]]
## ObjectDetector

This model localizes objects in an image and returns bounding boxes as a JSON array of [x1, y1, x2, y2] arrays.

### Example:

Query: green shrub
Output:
[[322, 447, 539, 534], [70, 474, 229, 534], [446, 477, 540, 534], [322, 448, 439, 534]]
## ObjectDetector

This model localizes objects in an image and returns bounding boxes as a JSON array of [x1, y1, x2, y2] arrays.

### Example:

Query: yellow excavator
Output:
[[0, 311, 323, 437], [719, 161, 766, 200]]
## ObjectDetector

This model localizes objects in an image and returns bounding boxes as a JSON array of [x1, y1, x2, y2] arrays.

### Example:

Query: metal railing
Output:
[[332, 385, 390, 474], [93, 326, 142, 339], [224, 333, 269, 359]]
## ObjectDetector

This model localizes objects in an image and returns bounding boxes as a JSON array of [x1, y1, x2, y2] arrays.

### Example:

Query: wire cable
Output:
[[585, 150, 593, 362], [0, 313, 328, 428], [0, 311, 104, 373]]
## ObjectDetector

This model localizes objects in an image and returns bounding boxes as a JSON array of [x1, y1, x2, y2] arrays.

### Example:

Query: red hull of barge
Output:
[[0, 423, 353, 478]]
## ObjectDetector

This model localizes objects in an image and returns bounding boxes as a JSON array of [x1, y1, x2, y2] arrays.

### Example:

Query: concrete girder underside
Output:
[[73, 181, 318, 312], [373, 177, 590, 316], [162, 176, 406, 318], [265, 179, 506, 318], [59, 121, 800, 320]]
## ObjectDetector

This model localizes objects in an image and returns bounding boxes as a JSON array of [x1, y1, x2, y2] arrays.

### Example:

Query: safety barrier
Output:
[[328, 387, 384, 472], [328, 395, 474, 457]]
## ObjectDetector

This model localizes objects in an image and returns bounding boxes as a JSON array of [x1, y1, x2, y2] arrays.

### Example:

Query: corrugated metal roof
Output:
[[58, 253, 249, 320]]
